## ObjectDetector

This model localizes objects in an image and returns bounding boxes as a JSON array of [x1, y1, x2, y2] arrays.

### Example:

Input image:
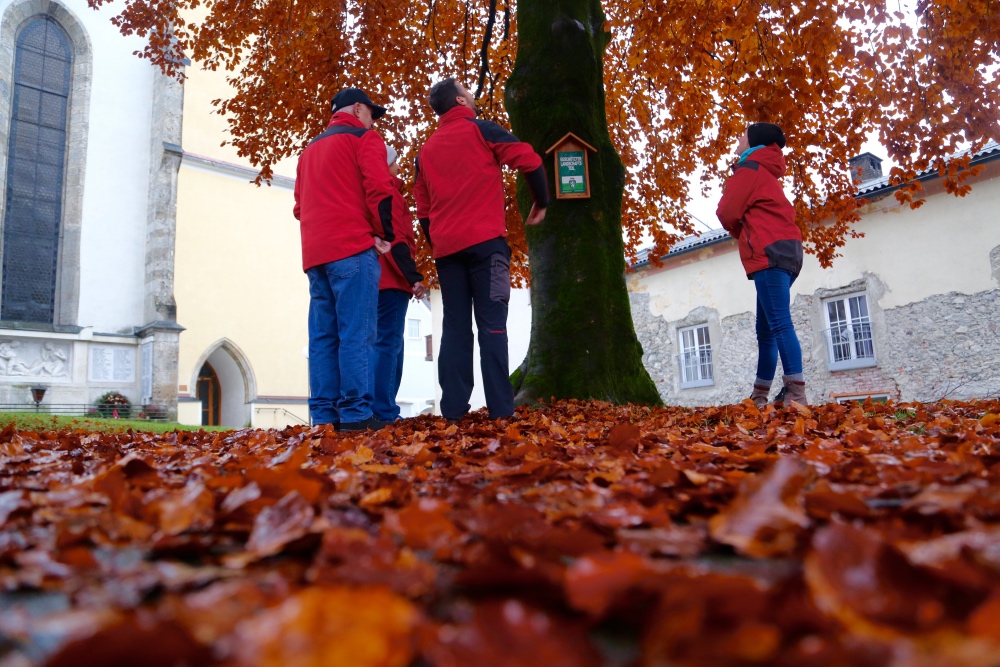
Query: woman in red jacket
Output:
[[372, 147, 426, 421], [716, 123, 807, 407]]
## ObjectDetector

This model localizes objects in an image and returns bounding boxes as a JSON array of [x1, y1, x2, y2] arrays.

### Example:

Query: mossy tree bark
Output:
[[505, 0, 662, 406]]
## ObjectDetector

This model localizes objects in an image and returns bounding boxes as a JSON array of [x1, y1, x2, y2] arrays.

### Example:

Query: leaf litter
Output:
[[0, 398, 999, 666]]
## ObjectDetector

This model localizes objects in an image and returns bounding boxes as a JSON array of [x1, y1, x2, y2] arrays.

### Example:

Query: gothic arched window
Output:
[[1, 17, 71, 323]]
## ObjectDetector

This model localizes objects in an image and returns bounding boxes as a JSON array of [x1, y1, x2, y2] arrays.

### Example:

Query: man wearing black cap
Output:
[[717, 121, 807, 409], [294, 87, 397, 431]]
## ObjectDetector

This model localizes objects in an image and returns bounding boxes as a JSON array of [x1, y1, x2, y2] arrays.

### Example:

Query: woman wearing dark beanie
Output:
[[716, 122, 807, 407]]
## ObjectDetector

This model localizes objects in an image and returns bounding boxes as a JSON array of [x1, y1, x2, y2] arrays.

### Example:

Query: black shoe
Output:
[[773, 387, 787, 404], [339, 416, 389, 432]]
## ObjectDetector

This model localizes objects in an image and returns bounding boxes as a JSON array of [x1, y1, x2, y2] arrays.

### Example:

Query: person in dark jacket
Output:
[[294, 88, 396, 431], [373, 146, 426, 421], [414, 78, 548, 421], [716, 122, 807, 408]]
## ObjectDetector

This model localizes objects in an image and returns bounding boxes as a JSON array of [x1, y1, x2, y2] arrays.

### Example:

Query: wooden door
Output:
[[197, 362, 221, 426]]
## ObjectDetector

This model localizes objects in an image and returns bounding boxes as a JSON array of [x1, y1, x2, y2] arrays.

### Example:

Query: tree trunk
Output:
[[506, 0, 662, 406]]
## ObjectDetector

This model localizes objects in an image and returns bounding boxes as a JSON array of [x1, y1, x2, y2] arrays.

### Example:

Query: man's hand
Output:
[[411, 282, 426, 300], [525, 203, 546, 226], [374, 238, 391, 255]]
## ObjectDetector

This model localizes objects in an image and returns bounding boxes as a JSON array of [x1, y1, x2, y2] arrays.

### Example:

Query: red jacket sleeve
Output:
[[489, 136, 542, 173], [293, 159, 302, 220], [716, 165, 757, 237], [357, 131, 396, 241], [475, 121, 549, 207], [414, 155, 430, 220]]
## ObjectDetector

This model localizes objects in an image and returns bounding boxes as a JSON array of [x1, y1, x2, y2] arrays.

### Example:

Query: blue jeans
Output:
[[306, 248, 380, 425], [753, 268, 803, 381], [373, 288, 410, 421]]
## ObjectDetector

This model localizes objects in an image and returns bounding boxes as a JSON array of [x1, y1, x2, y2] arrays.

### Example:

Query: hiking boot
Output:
[[777, 376, 807, 406], [339, 416, 389, 432], [749, 383, 771, 410]]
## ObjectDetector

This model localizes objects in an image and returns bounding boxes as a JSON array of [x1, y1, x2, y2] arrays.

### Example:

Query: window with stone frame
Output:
[[823, 292, 877, 371], [1, 17, 72, 324], [677, 324, 714, 388]]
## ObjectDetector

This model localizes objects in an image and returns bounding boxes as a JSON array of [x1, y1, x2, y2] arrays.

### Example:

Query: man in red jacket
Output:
[[414, 78, 548, 421], [716, 122, 806, 408], [294, 88, 396, 431]]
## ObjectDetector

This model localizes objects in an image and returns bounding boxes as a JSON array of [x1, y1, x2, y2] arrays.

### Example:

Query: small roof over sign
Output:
[[545, 132, 597, 155]]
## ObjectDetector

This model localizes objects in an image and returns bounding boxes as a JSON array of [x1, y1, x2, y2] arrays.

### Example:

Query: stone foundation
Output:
[[631, 288, 1000, 406]]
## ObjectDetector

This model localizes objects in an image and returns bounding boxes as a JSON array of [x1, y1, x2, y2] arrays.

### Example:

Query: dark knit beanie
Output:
[[748, 122, 786, 149]]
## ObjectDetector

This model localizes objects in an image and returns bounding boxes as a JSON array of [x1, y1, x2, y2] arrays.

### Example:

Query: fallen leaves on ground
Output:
[[1, 399, 999, 666]]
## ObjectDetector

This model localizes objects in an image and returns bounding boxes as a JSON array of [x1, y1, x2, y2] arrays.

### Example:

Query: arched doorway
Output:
[[197, 362, 221, 426], [190, 339, 256, 428]]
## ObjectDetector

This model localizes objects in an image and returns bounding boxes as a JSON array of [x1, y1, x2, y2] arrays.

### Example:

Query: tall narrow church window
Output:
[[1, 18, 72, 323]]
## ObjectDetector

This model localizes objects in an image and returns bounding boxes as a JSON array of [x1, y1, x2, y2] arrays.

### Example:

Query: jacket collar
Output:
[[439, 105, 476, 124], [733, 143, 786, 178], [738, 145, 764, 163], [390, 174, 404, 191], [328, 112, 367, 129]]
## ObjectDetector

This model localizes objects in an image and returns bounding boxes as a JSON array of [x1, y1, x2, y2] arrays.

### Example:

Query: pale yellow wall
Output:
[[181, 60, 299, 177], [175, 51, 311, 405], [629, 166, 1000, 320], [252, 403, 310, 429], [174, 166, 308, 399], [627, 243, 757, 324], [177, 401, 201, 427]]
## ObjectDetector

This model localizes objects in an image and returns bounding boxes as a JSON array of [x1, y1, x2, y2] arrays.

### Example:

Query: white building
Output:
[[0, 0, 439, 426], [628, 146, 1000, 405], [0, 0, 182, 416], [453, 147, 1000, 410]]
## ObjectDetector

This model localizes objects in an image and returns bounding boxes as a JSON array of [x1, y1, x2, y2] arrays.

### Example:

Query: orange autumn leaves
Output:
[[2, 398, 1000, 665], [89, 0, 999, 280]]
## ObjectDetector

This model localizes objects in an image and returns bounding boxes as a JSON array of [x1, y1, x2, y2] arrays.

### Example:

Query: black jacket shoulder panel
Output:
[[468, 118, 520, 144], [309, 125, 369, 146], [734, 160, 760, 172]]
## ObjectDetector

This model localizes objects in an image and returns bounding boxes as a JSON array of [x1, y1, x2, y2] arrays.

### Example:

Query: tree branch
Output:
[[475, 0, 499, 99]]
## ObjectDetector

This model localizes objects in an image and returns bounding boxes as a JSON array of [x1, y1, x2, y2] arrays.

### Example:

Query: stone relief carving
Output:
[[0, 340, 70, 378]]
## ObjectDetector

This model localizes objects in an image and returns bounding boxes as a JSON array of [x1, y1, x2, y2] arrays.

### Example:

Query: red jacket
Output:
[[414, 106, 549, 258], [716, 144, 803, 278], [293, 113, 396, 271], [379, 176, 422, 292]]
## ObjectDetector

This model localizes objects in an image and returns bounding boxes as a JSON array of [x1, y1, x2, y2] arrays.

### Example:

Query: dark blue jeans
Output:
[[373, 288, 410, 421], [436, 237, 513, 420], [753, 268, 803, 381], [306, 248, 380, 425]]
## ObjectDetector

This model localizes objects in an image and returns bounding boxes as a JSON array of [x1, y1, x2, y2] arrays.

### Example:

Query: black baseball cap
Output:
[[330, 88, 387, 120]]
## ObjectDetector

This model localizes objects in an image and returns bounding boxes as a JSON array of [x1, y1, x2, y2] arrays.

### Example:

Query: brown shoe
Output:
[[779, 376, 807, 405], [749, 383, 771, 410]]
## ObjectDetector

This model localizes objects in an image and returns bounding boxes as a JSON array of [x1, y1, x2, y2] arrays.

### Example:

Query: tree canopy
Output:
[[93, 0, 1000, 280]]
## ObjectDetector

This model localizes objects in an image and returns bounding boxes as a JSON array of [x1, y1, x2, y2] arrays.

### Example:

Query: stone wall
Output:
[[630, 293, 674, 400], [882, 290, 1000, 401], [631, 286, 1000, 406], [140, 68, 185, 419]]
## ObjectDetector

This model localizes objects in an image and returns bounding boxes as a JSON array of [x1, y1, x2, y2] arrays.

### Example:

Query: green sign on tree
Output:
[[559, 151, 586, 194], [545, 133, 596, 201]]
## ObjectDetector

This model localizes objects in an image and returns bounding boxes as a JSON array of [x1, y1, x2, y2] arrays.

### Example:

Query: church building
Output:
[[0, 0, 435, 427]]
